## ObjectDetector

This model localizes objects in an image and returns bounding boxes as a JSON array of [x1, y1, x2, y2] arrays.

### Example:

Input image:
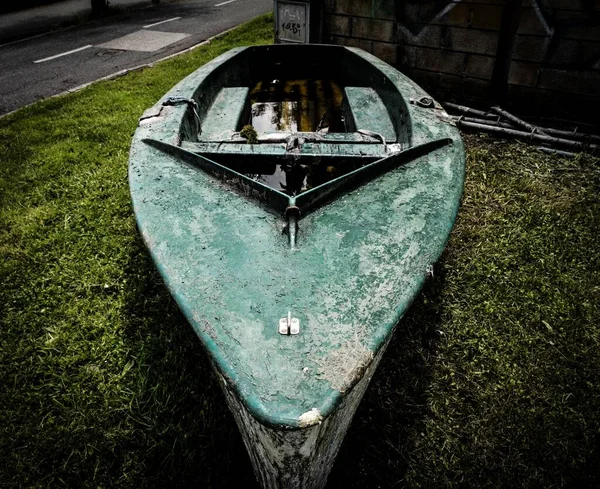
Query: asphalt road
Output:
[[0, 0, 272, 115]]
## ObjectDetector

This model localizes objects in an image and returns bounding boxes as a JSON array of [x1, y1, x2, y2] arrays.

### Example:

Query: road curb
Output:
[[0, 25, 237, 120]]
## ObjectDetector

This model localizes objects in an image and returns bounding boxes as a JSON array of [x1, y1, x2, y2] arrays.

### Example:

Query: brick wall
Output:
[[322, 0, 600, 122]]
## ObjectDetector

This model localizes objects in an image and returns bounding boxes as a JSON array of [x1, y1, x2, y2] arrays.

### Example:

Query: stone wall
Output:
[[322, 0, 600, 122]]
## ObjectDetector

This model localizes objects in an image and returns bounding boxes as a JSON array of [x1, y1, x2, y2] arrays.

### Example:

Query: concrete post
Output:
[[274, 0, 322, 44]]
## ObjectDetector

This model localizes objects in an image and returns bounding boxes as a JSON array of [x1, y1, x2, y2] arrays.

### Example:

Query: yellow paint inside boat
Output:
[[248, 79, 345, 133]]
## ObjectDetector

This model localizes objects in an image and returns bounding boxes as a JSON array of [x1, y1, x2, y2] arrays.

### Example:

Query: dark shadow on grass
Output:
[[327, 263, 447, 489], [120, 233, 259, 488], [121, 229, 446, 488]]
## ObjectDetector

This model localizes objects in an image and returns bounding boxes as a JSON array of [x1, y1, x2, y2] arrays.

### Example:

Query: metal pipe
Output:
[[443, 102, 497, 119], [490, 105, 548, 135], [446, 103, 600, 145], [455, 119, 598, 152], [537, 146, 576, 158], [457, 116, 600, 144]]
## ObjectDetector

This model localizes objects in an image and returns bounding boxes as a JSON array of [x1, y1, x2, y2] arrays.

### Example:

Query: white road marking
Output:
[[143, 17, 181, 29], [99, 30, 189, 52], [1, 26, 238, 120], [33, 45, 93, 64], [215, 0, 237, 6]]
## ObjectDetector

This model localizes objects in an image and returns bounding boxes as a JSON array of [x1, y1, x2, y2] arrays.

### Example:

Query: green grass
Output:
[[328, 136, 600, 488], [1, 13, 599, 488]]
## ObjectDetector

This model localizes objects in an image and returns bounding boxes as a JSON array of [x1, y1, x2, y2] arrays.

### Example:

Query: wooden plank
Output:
[[181, 140, 390, 157], [200, 86, 249, 140], [190, 131, 391, 144], [343, 87, 396, 141]]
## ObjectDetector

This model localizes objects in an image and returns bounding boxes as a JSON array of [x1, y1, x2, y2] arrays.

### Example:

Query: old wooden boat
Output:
[[129, 44, 464, 488]]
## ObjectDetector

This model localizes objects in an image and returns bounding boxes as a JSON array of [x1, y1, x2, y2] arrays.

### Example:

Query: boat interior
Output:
[[177, 45, 413, 197]]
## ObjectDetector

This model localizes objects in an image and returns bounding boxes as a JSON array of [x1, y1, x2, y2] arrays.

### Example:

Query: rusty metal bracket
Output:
[[410, 96, 435, 108], [163, 96, 201, 133]]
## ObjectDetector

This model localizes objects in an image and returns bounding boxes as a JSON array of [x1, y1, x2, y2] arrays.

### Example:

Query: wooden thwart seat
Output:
[[200, 86, 397, 143], [200, 87, 249, 140], [343, 87, 396, 142]]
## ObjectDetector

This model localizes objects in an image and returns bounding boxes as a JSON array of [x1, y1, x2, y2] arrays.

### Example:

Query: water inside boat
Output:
[[246, 160, 370, 196], [186, 45, 408, 197], [231, 78, 373, 195], [208, 149, 377, 196], [248, 79, 346, 133]]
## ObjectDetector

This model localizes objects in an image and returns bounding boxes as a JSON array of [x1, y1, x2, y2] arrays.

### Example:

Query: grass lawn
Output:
[[1, 12, 599, 489]]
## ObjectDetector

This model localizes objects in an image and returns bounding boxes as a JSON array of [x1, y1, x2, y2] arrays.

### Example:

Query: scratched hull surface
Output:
[[219, 334, 392, 489], [129, 45, 464, 487]]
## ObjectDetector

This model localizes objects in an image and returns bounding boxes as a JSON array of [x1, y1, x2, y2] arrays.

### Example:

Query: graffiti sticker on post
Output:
[[276, 1, 309, 43]]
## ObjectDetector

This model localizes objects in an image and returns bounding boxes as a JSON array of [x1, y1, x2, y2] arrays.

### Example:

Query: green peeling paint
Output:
[[129, 45, 465, 430]]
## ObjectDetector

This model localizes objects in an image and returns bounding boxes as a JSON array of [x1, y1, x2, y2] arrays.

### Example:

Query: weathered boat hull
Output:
[[129, 44, 464, 488], [220, 333, 391, 489]]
